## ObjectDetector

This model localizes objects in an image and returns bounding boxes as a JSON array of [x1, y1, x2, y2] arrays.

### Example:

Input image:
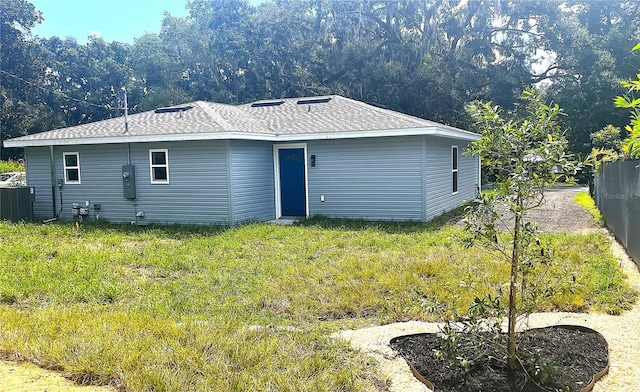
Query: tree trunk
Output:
[[508, 209, 521, 371]]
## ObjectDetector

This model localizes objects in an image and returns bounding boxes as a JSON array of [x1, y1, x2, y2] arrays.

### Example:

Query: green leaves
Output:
[[614, 95, 640, 108], [615, 43, 640, 158], [464, 87, 582, 371], [467, 87, 580, 198]]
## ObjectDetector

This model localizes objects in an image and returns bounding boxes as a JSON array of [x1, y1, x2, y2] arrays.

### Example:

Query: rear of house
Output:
[[5, 96, 480, 225]]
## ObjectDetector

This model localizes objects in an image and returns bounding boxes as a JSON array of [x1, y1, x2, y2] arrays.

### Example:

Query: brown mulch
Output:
[[390, 325, 609, 392]]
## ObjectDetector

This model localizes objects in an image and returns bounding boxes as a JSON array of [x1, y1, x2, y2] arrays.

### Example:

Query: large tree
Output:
[[39, 36, 134, 126], [543, 0, 640, 157], [0, 0, 46, 158], [5, 0, 640, 163]]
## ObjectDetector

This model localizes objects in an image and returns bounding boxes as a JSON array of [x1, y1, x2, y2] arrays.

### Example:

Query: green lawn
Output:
[[0, 216, 635, 391], [574, 191, 606, 226]]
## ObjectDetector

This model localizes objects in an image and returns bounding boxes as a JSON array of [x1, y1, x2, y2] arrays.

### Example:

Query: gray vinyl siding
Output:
[[40, 141, 229, 225], [128, 141, 229, 224], [24, 134, 477, 225], [53, 144, 129, 222], [25, 147, 54, 219], [229, 140, 275, 223], [424, 136, 478, 220], [306, 136, 424, 221]]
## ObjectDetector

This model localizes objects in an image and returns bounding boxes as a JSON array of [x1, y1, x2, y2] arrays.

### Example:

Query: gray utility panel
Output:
[[122, 164, 136, 199]]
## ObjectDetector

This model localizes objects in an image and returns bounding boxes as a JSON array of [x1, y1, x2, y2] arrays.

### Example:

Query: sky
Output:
[[30, 0, 190, 44]]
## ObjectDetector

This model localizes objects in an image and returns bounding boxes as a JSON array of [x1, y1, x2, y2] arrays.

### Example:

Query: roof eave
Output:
[[2, 132, 278, 148], [3, 126, 480, 148], [275, 127, 481, 141]]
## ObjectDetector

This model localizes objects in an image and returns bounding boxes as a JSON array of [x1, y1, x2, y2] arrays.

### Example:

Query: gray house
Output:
[[4, 95, 481, 225]]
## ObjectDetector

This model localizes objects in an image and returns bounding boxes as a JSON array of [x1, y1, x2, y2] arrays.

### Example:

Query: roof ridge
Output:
[[337, 95, 476, 135], [335, 96, 434, 128], [196, 101, 235, 131]]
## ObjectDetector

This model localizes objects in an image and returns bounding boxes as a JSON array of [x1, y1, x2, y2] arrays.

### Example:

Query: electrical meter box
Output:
[[122, 164, 136, 199]]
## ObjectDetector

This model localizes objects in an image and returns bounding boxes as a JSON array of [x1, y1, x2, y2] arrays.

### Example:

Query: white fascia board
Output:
[[430, 128, 482, 141], [275, 127, 482, 141], [4, 127, 480, 148], [3, 132, 278, 147]]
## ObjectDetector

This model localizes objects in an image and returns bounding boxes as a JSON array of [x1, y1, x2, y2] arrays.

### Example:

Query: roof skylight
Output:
[[154, 106, 193, 114], [296, 97, 332, 105], [250, 100, 285, 107]]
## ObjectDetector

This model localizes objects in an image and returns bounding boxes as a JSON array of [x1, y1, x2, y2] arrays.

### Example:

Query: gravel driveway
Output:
[[525, 186, 598, 232]]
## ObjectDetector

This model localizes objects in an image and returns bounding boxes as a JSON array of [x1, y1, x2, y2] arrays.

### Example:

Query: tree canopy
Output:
[[2, 0, 640, 161]]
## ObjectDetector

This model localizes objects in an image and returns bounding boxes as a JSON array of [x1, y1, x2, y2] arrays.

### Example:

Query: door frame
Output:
[[273, 143, 309, 219]]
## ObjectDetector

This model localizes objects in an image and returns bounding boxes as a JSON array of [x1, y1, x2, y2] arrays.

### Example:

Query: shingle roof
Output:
[[4, 95, 480, 147]]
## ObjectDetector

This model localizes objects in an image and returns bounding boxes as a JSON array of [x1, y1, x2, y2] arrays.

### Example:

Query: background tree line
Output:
[[1, 0, 639, 161]]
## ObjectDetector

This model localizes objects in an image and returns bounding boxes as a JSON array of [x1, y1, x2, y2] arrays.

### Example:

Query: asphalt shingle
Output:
[[5, 95, 478, 146]]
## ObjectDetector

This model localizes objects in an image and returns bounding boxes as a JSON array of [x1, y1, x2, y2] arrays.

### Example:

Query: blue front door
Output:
[[278, 147, 306, 217]]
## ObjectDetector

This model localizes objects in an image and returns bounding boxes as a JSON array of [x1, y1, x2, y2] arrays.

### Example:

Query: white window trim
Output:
[[452, 145, 459, 195], [63, 152, 81, 184], [149, 149, 170, 184], [273, 143, 309, 219]]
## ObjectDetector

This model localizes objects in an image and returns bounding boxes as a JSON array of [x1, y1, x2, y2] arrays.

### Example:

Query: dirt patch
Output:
[[0, 360, 115, 392], [390, 326, 608, 392]]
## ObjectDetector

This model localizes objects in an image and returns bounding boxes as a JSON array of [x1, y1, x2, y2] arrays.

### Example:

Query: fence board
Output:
[[594, 159, 640, 266]]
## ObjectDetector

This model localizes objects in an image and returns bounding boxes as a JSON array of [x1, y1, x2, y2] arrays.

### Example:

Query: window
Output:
[[452, 146, 458, 194], [63, 152, 81, 184], [149, 149, 169, 183]]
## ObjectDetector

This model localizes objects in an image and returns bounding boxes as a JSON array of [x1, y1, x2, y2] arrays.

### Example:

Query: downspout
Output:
[[127, 142, 136, 224], [421, 136, 428, 222], [478, 154, 482, 197], [49, 146, 57, 217], [225, 140, 234, 225]]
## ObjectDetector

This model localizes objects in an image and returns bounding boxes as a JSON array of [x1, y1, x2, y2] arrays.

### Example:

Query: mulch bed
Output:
[[390, 325, 609, 392]]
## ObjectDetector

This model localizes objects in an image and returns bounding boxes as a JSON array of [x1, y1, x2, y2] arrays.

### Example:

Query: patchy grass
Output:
[[0, 218, 634, 391], [574, 191, 606, 227]]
